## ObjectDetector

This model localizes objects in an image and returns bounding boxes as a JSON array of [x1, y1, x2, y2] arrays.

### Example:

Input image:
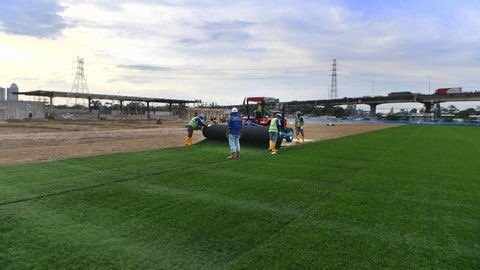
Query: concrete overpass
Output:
[[286, 92, 480, 117], [15, 90, 200, 119]]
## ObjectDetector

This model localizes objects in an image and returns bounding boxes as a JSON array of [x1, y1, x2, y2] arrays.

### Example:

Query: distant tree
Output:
[[90, 100, 101, 110], [125, 101, 146, 114], [447, 105, 458, 114], [455, 108, 477, 120]]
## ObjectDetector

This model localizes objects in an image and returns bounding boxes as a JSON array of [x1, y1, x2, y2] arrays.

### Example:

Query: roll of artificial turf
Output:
[[202, 125, 269, 144]]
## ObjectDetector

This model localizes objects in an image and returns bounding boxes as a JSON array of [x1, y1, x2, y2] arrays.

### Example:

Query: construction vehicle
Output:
[[202, 97, 293, 147]]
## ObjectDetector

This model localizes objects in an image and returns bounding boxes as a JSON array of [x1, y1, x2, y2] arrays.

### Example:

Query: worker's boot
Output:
[[271, 144, 277, 155], [295, 135, 300, 143], [236, 151, 240, 158], [301, 135, 305, 143], [228, 152, 235, 159], [186, 137, 193, 146], [268, 141, 273, 151], [185, 136, 190, 146]]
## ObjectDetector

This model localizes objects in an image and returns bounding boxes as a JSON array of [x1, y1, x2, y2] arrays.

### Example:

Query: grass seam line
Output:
[[0, 158, 231, 207]]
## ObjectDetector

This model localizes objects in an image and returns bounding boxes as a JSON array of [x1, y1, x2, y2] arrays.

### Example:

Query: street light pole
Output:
[[427, 76, 431, 94]]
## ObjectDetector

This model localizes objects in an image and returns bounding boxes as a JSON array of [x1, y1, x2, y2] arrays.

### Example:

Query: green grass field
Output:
[[1, 125, 479, 269]]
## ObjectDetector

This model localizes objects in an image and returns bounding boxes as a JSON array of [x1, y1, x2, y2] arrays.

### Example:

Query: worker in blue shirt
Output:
[[268, 113, 282, 154], [185, 114, 206, 146], [227, 107, 243, 159]]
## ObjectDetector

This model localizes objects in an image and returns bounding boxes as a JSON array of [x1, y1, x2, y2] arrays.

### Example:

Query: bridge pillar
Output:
[[435, 102, 441, 120], [369, 104, 377, 117], [49, 96, 54, 113], [147, 101, 150, 119], [423, 102, 432, 113]]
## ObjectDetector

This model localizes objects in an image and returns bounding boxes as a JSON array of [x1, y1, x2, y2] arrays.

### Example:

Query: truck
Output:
[[434, 87, 462, 95]]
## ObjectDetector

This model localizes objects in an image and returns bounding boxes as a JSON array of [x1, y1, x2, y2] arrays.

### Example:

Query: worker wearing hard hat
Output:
[[295, 111, 305, 143], [268, 113, 282, 154], [227, 107, 243, 159], [185, 114, 206, 146]]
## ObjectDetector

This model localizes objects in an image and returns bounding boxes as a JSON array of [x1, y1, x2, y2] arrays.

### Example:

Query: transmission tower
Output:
[[329, 59, 338, 99], [71, 56, 89, 107]]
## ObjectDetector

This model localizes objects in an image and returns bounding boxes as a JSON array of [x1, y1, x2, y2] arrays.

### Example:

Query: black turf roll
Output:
[[202, 125, 269, 144]]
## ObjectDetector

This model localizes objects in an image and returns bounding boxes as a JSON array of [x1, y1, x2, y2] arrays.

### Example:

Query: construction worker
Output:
[[268, 113, 282, 154], [185, 114, 206, 146], [255, 100, 271, 118], [295, 111, 305, 143], [227, 107, 242, 159]]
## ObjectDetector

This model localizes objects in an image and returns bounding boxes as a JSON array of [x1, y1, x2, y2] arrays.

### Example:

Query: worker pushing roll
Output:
[[185, 114, 206, 146], [268, 113, 282, 154], [295, 111, 305, 143]]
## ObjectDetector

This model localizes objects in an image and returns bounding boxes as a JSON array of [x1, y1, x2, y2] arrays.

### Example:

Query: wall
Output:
[[0, 101, 45, 120]]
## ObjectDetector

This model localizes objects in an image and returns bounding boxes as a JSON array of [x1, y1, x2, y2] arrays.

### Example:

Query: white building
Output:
[[0, 83, 46, 120], [7, 83, 19, 101]]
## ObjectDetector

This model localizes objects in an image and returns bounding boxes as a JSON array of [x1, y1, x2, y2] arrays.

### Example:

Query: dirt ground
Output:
[[0, 120, 398, 165]]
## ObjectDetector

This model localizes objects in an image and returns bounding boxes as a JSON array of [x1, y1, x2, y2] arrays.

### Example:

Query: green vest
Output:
[[295, 116, 304, 127], [189, 117, 199, 128], [269, 118, 278, 133]]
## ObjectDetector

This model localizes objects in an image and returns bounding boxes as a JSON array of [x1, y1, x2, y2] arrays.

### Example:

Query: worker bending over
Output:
[[185, 114, 206, 146], [268, 113, 282, 154], [295, 111, 305, 143], [227, 107, 242, 159]]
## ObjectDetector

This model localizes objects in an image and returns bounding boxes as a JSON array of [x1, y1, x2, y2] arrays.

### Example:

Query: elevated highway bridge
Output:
[[285, 92, 480, 116]]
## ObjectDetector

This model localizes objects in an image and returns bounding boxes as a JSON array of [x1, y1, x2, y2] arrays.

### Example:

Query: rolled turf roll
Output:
[[202, 125, 269, 144]]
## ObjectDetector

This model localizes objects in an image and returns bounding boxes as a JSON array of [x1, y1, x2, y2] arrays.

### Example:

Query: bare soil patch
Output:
[[0, 120, 398, 165]]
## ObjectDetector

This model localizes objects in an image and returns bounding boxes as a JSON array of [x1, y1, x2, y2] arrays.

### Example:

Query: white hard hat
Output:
[[231, 107, 238, 113]]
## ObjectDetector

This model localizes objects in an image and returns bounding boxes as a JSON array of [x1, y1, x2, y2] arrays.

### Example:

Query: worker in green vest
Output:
[[295, 111, 305, 143], [255, 100, 271, 118], [268, 113, 282, 154], [185, 114, 206, 146]]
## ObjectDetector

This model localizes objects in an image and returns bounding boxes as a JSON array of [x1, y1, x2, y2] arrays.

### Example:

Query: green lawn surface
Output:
[[1, 125, 479, 269]]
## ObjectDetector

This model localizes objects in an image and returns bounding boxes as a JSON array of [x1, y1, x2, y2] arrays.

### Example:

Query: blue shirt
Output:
[[195, 117, 206, 127], [228, 113, 243, 136]]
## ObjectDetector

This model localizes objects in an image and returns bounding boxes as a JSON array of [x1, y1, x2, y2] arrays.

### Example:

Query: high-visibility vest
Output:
[[189, 117, 199, 128], [269, 118, 278, 133], [295, 116, 304, 127]]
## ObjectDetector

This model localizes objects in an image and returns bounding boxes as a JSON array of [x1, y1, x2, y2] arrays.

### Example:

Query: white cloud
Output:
[[0, 0, 478, 108]]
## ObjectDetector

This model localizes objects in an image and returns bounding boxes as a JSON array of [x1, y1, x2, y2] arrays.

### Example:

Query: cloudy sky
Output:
[[0, 0, 479, 108]]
